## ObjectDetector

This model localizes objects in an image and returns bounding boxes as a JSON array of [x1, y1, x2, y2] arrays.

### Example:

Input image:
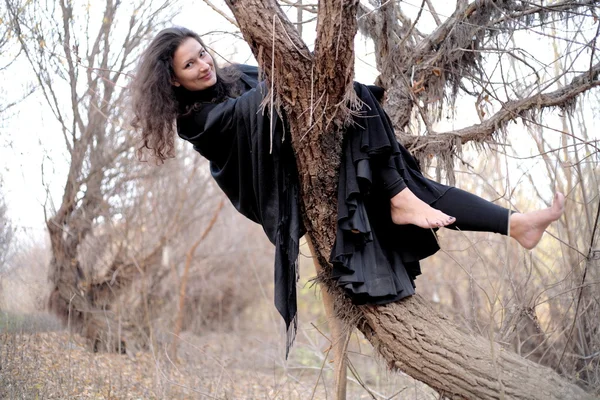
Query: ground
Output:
[[0, 311, 436, 399]]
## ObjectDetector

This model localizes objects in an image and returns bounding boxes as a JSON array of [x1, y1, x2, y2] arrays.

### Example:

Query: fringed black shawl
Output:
[[176, 65, 450, 356], [176, 65, 303, 356]]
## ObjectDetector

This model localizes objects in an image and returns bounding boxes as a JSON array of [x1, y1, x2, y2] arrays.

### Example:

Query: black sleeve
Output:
[[176, 82, 266, 166], [176, 82, 275, 227]]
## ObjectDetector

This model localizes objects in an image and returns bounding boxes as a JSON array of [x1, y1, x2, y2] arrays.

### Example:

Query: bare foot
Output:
[[509, 192, 565, 250], [390, 188, 456, 229]]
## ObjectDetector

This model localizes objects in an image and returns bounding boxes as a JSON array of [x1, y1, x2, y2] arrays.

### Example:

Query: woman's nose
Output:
[[197, 59, 210, 71]]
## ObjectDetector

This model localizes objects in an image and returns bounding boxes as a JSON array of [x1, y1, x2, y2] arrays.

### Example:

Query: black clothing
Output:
[[176, 66, 303, 355], [432, 188, 511, 235], [175, 65, 510, 353], [330, 82, 452, 305]]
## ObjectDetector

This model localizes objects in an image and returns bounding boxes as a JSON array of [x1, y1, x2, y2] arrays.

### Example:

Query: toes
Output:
[[440, 216, 455, 227], [551, 192, 566, 217], [436, 216, 455, 228], [425, 214, 456, 229]]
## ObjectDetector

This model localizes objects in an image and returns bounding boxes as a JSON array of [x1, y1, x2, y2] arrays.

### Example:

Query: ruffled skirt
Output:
[[330, 83, 451, 305]]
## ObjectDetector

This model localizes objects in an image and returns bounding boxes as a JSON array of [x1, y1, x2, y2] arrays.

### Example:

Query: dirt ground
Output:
[[1, 331, 330, 399], [0, 313, 437, 400]]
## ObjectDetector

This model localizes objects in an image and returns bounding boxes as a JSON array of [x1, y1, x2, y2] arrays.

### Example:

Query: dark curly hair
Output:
[[130, 26, 240, 162]]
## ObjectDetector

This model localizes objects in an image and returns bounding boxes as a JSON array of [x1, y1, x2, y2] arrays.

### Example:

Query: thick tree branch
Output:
[[313, 0, 359, 103], [357, 294, 593, 400]]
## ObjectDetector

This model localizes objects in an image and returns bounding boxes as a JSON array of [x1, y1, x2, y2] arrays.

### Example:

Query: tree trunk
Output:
[[224, 0, 596, 398], [358, 295, 591, 400]]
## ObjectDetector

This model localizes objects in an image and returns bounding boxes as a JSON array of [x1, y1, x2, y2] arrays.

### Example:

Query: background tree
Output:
[[2, 0, 267, 353], [3, 0, 176, 350], [0, 179, 13, 271], [221, 0, 600, 398], [3, 0, 277, 358]]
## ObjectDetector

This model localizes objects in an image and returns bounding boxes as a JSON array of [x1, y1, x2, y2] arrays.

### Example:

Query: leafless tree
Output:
[[2, 0, 183, 350], [221, 0, 600, 398], [2, 0, 274, 356], [0, 179, 13, 271]]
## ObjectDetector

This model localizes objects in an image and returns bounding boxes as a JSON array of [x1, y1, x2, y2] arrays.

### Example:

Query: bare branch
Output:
[[424, 0, 442, 26], [401, 63, 600, 157], [202, 0, 239, 28]]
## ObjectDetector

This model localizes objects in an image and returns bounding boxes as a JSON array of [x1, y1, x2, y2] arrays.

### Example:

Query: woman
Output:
[[131, 27, 564, 349]]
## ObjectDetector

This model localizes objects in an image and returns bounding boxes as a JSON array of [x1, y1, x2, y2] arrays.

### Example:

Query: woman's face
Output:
[[171, 37, 217, 91]]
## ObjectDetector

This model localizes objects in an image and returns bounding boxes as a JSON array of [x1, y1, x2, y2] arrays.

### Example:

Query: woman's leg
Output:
[[430, 187, 512, 234], [376, 155, 565, 249], [391, 186, 565, 249], [377, 161, 457, 229]]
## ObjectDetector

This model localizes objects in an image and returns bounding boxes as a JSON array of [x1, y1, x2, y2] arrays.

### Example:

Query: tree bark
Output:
[[224, 0, 597, 399], [358, 295, 593, 400]]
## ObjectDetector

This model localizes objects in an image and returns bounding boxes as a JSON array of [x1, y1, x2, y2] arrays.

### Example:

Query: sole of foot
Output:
[[510, 192, 565, 250], [390, 188, 456, 229]]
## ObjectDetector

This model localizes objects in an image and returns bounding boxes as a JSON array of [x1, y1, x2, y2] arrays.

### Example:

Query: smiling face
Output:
[[171, 37, 217, 92]]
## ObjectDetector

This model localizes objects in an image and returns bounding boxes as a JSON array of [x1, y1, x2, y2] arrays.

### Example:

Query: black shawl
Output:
[[176, 65, 303, 355], [176, 65, 450, 355]]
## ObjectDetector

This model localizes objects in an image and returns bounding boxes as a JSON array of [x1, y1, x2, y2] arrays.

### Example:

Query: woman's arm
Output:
[[176, 81, 268, 165]]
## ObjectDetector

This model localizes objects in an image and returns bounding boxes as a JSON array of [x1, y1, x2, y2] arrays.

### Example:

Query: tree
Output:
[[0, 179, 13, 270], [3, 0, 182, 351], [222, 0, 599, 399], [4, 0, 278, 353]]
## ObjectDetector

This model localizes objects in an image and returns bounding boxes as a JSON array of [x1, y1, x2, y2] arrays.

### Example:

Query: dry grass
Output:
[[0, 310, 436, 400]]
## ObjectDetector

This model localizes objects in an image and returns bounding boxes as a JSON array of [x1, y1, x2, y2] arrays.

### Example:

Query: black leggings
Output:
[[377, 158, 512, 236], [430, 187, 512, 236]]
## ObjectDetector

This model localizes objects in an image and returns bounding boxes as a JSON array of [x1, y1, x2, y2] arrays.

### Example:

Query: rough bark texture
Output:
[[224, 0, 598, 399], [224, 0, 356, 256], [358, 295, 593, 400]]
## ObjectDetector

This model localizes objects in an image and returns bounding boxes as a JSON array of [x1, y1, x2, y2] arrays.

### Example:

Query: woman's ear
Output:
[[172, 80, 181, 87]]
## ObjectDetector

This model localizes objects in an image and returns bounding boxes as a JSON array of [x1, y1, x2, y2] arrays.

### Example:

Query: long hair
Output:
[[130, 27, 239, 162]]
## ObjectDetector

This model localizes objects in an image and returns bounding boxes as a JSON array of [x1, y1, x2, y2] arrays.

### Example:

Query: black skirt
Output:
[[330, 83, 451, 305]]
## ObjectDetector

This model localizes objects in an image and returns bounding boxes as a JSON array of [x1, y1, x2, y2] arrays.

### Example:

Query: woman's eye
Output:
[[184, 62, 192, 69], [200, 50, 206, 57]]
